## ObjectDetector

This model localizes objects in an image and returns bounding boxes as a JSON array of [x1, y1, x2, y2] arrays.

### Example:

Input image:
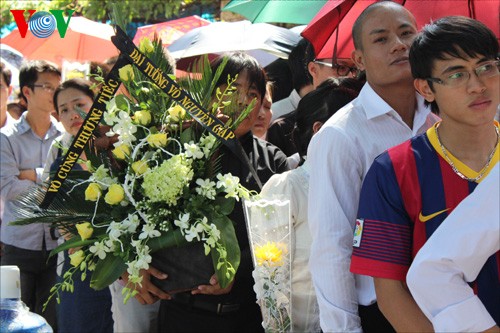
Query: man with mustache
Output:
[[307, 2, 438, 332]]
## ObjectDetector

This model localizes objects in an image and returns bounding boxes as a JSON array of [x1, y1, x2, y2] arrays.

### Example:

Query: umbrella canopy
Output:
[[167, 20, 301, 68], [2, 16, 118, 66], [222, 0, 328, 25], [133, 15, 211, 46], [302, 0, 500, 60], [0, 44, 23, 88]]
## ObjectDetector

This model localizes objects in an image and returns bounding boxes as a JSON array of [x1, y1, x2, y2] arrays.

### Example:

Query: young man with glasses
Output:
[[350, 16, 499, 331], [306, 40, 358, 89], [1, 60, 61, 330]]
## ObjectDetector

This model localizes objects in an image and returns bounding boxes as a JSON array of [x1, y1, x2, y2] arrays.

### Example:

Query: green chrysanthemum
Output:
[[142, 155, 193, 205]]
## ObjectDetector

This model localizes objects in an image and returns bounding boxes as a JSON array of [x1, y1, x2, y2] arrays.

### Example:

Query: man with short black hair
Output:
[[350, 15, 499, 332], [307, 2, 439, 331], [1, 60, 61, 329], [0, 62, 14, 128]]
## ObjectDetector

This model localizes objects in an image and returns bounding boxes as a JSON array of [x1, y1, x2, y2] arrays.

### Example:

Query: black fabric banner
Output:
[[40, 55, 130, 208]]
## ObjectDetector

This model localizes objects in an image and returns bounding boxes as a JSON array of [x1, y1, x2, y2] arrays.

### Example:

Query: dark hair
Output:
[[289, 38, 314, 92], [410, 16, 499, 114], [304, 40, 316, 82], [0, 62, 12, 86], [53, 78, 95, 114], [19, 60, 61, 102], [294, 77, 360, 160], [352, 1, 415, 50], [264, 58, 292, 102], [211, 52, 266, 101]]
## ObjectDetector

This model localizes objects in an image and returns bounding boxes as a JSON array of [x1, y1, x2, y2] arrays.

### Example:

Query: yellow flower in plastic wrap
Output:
[[134, 110, 152, 126], [147, 133, 168, 148], [85, 183, 102, 201], [139, 37, 154, 53], [105, 184, 125, 205], [168, 105, 186, 122], [132, 160, 149, 175], [112, 144, 131, 160], [254, 242, 284, 267], [76, 222, 93, 240], [118, 65, 134, 82], [69, 250, 85, 267]]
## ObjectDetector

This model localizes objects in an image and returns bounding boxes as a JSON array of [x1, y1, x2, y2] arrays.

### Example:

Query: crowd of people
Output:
[[0, 1, 499, 332]]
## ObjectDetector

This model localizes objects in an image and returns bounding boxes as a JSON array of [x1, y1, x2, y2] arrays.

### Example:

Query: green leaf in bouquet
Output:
[[115, 94, 131, 111], [209, 214, 240, 289], [177, 55, 228, 113], [49, 237, 96, 258], [11, 180, 107, 229], [84, 140, 107, 168], [90, 253, 127, 290], [147, 228, 189, 253], [180, 126, 195, 144], [214, 196, 236, 216], [74, 105, 88, 120]]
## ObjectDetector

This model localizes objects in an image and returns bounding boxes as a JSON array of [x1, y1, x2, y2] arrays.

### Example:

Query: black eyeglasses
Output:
[[425, 60, 499, 87], [313, 59, 358, 77], [32, 83, 56, 93]]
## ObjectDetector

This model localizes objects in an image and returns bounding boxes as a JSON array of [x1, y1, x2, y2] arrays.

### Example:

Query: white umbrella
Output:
[[167, 20, 301, 67], [0, 44, 23, 88]]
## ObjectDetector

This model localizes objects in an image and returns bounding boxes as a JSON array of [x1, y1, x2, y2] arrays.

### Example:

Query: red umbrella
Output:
[[302, 0, 499, 60], [133, 15, 211, 46]]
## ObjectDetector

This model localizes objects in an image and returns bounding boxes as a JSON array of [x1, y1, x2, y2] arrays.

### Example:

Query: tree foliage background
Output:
[[1, 0, 217, 28]]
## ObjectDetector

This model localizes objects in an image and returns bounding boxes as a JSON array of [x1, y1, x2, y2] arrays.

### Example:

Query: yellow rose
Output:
[[168, 105, 186, 122], [132, 160, 149, 175], [139, 38, 154, 53], [147, 133, 168, 148], [69, 250, 85, 267], [76, 222, 93, 240], [105, 184, 125, 205], [118, 65, 134, 82], [112, 144, 131, 160], [134, 110, 152, 126], [85, 183, 102, 201]]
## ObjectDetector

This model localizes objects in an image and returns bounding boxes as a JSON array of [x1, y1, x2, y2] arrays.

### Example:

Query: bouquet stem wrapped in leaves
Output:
[[12, 36, 257, 306]]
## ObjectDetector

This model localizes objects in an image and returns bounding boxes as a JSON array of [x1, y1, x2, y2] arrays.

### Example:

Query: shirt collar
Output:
[[289, 89, 301, 109], [358, 82, 431, 122], [16, 112, 62, 137]]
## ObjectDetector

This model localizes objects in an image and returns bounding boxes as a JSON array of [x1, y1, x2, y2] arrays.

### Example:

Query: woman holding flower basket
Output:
[[10, 37, 288, 333], [157, 52, 289, 332]]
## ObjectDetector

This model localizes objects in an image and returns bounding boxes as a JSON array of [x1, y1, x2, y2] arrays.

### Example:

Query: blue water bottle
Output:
[[0, 265, 53, 332]]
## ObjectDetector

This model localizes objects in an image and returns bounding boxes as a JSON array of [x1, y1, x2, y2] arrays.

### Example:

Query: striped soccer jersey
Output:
[[350, 122, 499, 324]]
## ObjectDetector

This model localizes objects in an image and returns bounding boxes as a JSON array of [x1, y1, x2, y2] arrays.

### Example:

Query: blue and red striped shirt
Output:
[[350, 122, 499, 323]]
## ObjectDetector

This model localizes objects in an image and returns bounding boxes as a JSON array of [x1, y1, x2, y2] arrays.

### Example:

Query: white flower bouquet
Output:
[[244, 198, 292, 333], [12, 36, 258, 306]]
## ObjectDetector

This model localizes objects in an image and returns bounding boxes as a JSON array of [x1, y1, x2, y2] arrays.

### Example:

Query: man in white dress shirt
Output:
[[407, 164, 499, 332], [307, 2, 438, 331]]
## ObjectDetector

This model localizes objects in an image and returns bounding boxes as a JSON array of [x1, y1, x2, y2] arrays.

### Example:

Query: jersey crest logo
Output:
[[353, 218, 364, 248]]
